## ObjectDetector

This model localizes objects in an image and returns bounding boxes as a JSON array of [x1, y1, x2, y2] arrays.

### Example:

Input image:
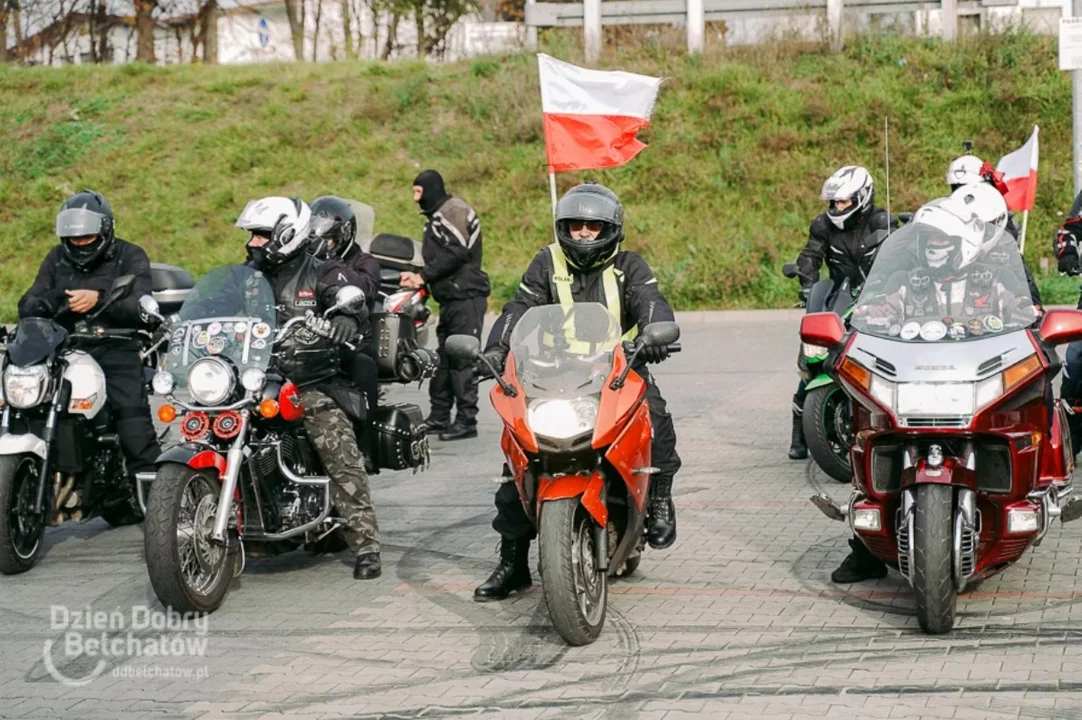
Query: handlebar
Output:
[[621, 341, 681, 356]]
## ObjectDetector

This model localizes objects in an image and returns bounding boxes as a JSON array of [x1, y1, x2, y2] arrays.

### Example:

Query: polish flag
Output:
[[539, 54, 662, 173], [995, 125, 1039, 212]]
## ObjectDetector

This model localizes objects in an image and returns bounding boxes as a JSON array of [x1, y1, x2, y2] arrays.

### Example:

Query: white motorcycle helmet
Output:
[[949, 182, 1009, 250], [236, 196, 312, 270], [912, 197, 985, 274], [821, 165, 874, 230], [946, 154, 984, 191]]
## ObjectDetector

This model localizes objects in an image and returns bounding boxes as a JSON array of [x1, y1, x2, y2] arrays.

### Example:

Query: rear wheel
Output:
[[803, 385, 853, 483], [912, 484, 956, 634], [539, 498, 607, 646], [0, 455, 45, 575], [144, 463, 235, 614]]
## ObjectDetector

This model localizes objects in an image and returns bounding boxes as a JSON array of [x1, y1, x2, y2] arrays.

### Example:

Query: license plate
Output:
[[897, 382, 974, 416]]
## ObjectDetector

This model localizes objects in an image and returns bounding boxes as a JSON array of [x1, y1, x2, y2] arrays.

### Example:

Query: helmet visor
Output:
[[309, 215, 337, 239], [56, 207, 105, 239]]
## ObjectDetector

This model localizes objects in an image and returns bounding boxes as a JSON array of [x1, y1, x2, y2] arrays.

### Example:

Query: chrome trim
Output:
[[135, 471, 156, 515], [897, 488, 916, 583], [244, 485, 332, 541], [151, 288, 190, 300], [211, 412, 250, 543], [275, 442, 331, 486], [0, 406, 9, 434], [167, 395, 252, 413], [953, 488, 977, 592]]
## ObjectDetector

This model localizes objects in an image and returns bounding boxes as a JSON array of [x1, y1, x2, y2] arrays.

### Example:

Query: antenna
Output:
[[885, 117, 892, 235]]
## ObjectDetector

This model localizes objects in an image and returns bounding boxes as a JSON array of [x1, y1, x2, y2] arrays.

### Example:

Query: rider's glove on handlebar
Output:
[[477, 349, 507, 380], [640, 344, 670, 365], [328, 316, 357, 345]]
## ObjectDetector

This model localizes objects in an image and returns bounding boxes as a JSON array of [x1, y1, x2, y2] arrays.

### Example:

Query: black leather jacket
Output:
[[796, 207, 895, 291]]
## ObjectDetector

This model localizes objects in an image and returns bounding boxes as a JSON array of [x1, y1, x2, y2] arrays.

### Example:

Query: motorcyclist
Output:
[[309, 195, 382, 421], [949, 182, 1041, 305], [1054, 190, 1082, 452], [17, 190, 157, 524], [403, 170, 491, 442], [789, 166, 894, 461], [236, 196, 383, 580], [472, 182, 681, 602]]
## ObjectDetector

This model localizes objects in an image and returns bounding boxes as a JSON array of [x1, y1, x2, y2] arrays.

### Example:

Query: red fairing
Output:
[[594, 344, 646, 449], [279, 381, 305, 422], [605, 400, 653, 512], [537, 472, 607, 526], [491, 351, 537, 453]]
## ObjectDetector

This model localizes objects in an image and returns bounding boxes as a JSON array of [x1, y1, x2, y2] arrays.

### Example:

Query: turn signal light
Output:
[[259, 399, 280, 419], [158, 405, 177, 423], [840, 357, 871, 389], [1004, 355, 1042, 393]]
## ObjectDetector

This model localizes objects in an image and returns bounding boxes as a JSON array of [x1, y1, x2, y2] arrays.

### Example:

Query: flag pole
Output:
[[548, 168, 558, 219], [1019, 209, 1029, 255]]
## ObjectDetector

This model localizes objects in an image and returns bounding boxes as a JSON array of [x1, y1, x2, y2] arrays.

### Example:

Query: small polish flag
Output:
[[995, 125, 1039, 213], [538, 54, 662, 173]]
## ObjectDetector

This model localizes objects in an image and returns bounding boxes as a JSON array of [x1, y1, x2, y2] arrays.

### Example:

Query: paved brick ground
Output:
[[2, 309, 1082, 719]]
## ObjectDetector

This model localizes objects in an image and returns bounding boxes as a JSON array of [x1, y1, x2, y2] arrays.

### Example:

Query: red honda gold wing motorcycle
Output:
[[447, 302, 679, 645], [805, 215, 1082, 633]]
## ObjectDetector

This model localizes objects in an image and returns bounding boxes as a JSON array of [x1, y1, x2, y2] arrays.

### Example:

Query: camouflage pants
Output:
[[300, 389, 380, 555]]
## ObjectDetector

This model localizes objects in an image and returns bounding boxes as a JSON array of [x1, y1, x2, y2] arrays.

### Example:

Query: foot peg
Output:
[[810, 493, 847, 522], [1061, 498, 1082, 524]]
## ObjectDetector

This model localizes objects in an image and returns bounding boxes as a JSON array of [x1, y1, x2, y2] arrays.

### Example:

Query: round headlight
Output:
[[240, 368, 266, 393], [3, 365, 50, 409], [186, 358, 234, 406], [527, 398, 599, 441], [151, 371, 175, 396]]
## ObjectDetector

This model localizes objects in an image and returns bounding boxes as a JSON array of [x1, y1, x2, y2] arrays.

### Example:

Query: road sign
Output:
[[1061, 16, 1082, 71]]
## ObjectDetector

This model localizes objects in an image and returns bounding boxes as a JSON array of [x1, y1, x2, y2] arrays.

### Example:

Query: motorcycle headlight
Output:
[[240, 368, 266, 393], [3, 365, 49, 409], [186, 358, 234, 406], [151, 371, 175, 396], [527, 398, 599, 441]]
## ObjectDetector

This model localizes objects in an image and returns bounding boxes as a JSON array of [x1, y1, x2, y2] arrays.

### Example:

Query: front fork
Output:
[[210, 411, 250, 544], [34, 381, 70, 514]]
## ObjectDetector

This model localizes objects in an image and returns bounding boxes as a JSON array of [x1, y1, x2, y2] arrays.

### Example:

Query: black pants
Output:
[[430, 297, 486, 427], [92, 349, 160, 474], [493, 370, 681, 541], [342, 347, 380, 417], [793, 378, 807, 412]]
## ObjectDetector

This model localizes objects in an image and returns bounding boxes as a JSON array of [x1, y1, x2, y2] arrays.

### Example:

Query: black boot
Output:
[[439, 421, 478, 441], [474, 539, 532, 601], [647, 477, 677, 549], [424, 414, 449, 435], [353, 553, 382, 580], [831, 537, 887, 584], [789, 407, 808, 460]]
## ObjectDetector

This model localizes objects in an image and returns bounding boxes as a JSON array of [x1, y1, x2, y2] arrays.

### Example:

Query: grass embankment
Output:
[[0, 30, 1077, 320]]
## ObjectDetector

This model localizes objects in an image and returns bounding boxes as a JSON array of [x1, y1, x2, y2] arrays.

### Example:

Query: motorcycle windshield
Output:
[[164, 265, 277, 386], [849, 215, 1038, 343], [509, 303, 622, 400], [6, 318, 67, 367]]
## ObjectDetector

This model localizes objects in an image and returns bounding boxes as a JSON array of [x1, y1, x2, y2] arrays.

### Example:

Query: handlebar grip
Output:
[[668, 343, 681, 354]]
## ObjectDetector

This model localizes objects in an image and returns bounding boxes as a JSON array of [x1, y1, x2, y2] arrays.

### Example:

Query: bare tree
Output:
[[133, 0, 156, 61], [416, 0, 476, 59], [310, 0, 321, 61], [282, 0, 303, 59]]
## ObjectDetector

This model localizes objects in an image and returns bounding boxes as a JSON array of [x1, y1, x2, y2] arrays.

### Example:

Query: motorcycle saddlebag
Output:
[[370, 402, 428, 471]]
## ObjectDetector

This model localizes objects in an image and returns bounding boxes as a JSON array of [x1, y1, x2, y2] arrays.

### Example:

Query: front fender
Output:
[[804, 374, 834, 392], [537, 472, 607, 527], [156, 443, 227, 478], [0, 433, 46, 460]]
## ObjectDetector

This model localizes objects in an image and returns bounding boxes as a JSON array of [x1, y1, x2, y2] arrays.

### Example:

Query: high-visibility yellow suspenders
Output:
[[548, 243, 639, 342]]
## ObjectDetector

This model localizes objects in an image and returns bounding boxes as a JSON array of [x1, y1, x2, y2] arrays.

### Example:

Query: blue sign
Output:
[[257, 18, 269, 48]]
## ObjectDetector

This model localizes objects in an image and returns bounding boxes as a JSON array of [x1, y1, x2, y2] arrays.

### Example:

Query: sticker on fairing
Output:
[[919, 321, 947, 341]]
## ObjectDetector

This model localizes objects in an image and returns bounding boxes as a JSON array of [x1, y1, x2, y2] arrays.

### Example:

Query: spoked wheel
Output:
[[804, 384, 854, 483], [539, 498, 607, 646], [144, 463, 235, 614], [0, 455, 46, 575]]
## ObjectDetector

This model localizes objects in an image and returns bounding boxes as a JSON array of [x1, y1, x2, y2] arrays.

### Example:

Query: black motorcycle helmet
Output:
[[56, 190, 115, 272], [554, 183, 625, 270], [308, 196, 358, 261]]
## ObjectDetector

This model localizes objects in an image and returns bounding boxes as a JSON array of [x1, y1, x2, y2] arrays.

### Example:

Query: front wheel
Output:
[[912, 484, 956, 634], [0, 455, 46, 575], [144, 463, 235, 614], [803, 384, 853, 483], [539, 498, 607, 646]]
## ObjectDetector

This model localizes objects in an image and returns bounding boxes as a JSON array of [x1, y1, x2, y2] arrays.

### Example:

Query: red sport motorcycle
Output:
[[805, 212, 1082, 633], [447, 303, 679, 646]]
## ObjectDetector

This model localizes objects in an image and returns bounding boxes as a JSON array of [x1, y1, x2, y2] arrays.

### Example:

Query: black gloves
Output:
[[328, 316, 357, 344], [477, 348, 507, 380], [639, 343, 670, 365]]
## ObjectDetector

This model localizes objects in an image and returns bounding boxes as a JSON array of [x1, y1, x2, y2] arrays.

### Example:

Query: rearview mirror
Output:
[[332, 286, 365, 312], [1039, 309, 1082, 346], [800, 312, 846, 349], [640, 322, 680, 348], [782, 263, 799, 279], [110, 274, 136, 300], [138, 295, 163, 324], [445, 334, 481, 362]]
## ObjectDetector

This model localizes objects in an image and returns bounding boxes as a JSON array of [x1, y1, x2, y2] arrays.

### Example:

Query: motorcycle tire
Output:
[[144, 463, 236, 615], [803, 385, 853, 484], [0, 454, 45, 575], [912, 484, 956, 634], [539, 498, 607, 646]]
